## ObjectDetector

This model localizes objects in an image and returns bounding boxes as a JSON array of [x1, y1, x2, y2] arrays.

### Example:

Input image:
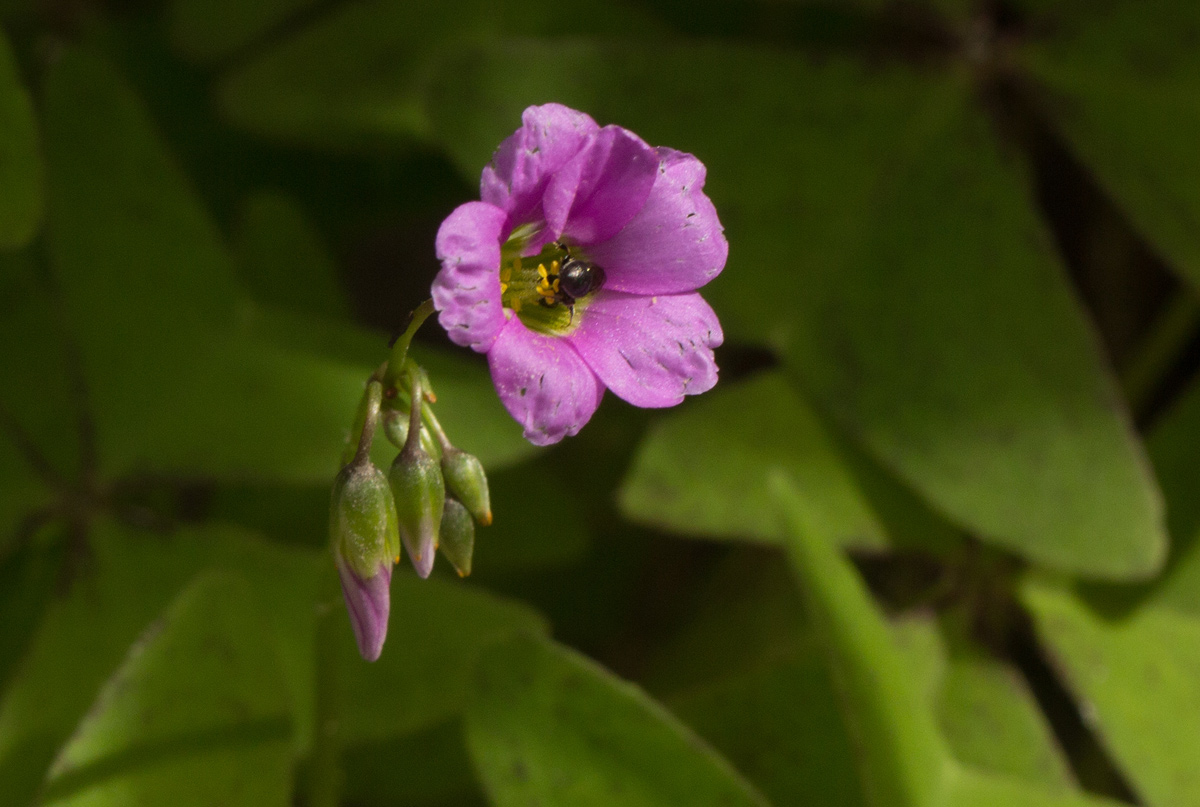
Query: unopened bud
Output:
[[439, 497, 476, 577], [441, 448, 492, 526], [382, 408, 439, 457], [330, 461, 399, 661], [389, 445, 445, 579]]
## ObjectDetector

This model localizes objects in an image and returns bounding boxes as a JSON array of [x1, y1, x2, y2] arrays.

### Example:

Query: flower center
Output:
[[499, 237, 603, 335]]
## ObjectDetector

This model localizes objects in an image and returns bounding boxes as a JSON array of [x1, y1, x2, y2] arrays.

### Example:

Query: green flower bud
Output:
[[441, 447, 492, 526], [330, 461, 399, 661], [330, 462, 400, 578], [439, 497, 476, 577], [382, 408, 439, 457], [389, 445, 445, 579]]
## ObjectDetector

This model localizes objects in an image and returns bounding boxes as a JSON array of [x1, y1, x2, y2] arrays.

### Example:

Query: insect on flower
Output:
[[433, 103, 728, 445]]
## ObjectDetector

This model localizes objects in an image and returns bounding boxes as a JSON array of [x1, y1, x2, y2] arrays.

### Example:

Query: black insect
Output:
[[551, 242, 606, 321]]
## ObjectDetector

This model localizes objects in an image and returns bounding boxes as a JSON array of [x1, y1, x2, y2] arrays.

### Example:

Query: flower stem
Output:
[[384, 299, 436, 391], [421, 398, 453, 453]]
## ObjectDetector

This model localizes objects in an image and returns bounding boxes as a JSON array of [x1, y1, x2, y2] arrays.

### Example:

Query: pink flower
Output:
[[432, 104, 727, 445]]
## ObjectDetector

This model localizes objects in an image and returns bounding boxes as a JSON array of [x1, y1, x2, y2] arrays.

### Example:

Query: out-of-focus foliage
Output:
[[0, 27, 40, 248], [2, 1, 1199, 805]]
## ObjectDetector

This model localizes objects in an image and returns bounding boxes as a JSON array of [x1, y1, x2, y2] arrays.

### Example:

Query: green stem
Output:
[[400, 367, 426, 457], [341, 375, 385, 468], [421, 399, 453, 453], [384, 299, 435, 391], [1121, 291, 1200, 416], [308, 565, 345, 807]]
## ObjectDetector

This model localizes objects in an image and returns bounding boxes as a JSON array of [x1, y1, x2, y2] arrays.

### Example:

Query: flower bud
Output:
[[330, 461, 400, 661], [439, 497, 476, 577], [382, 408, 439, 457], [441, 447, 492, 526], [389, 445, 445, 579]]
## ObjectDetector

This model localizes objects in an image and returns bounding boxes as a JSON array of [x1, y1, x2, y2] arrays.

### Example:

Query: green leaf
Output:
[[1144, 375, 1200, 617], [216, 0, 665, 147], [0, 522, 320, 805], [233, 309, 540, 474], [619, 372, 888, 549], [1022, 577, 1200, 807], [0, 531, 63, 697], [0, 251, 83, 482], [233, 191, 351, 320], [339, 576, 548, 742], [669, 649, 867, 807], [79, 322, 374, 483], [774, 474, 1120, 807], [0, 432, 46, 552], [1020, 1, 1200, 287], [340, 720, 485, 807], [44, 47, 241, 334], [889, 616, 1076, 792], [641, 548, 808, 696], [45, 48, 505, 483], [772, 474, 948, 807], [776, 80, 1163, 580], [170, 0, 322, 62], [426, 41, 1163, 578], [471, 459, 591, 576], [464, 634, 770, 807], [942, 767, 1125, 807], [40, 573, 293, 807], [0, 27, 41, 248]]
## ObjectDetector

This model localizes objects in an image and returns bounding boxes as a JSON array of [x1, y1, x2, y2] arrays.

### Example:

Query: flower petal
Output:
[[487, 316, 604, 446], [569, 291, 723, 408], [481, 104, 598, 232], [433, 201, 508, 352], [336, 558, 391, 662], [586, 148, 728, 295], [545, 125, 659, 246]]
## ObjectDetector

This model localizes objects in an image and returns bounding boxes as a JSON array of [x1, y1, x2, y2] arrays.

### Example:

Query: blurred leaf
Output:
[[773, 474, 947, 807], [74, 322, 374, 483], [619, 371, 887, 549], [170, 0, 322, 62], [464, 633, 770, 807], [0, 434, 46, 552], [44, 48, 471, 483], [1022, 577, 1200, 807], [471, 459, 591, 576], [233, 190, 350, 320], [0, 522, 320, 806], [1143, 375, 1200, 617], [340, 720, 485, 807], [890, 615, 1076, 792], [216, 0, 665, 147], [642, 548, 807, 696], [774, 475, 1121, 807], [0, 252, 82, 482], [427, 42, 1163, 579], [668, 648, 867, 807], [339, 575, 547, 742], [40, 573, 293, 807], [45, 47, 241, 334], [1020, 1, 1200, 287], [942, 767, 1125, 807], [242, 308, 539, 472], [0, 27, 41, 248], [776, 81, 1163, 580], [0, 530, 63, 696]]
